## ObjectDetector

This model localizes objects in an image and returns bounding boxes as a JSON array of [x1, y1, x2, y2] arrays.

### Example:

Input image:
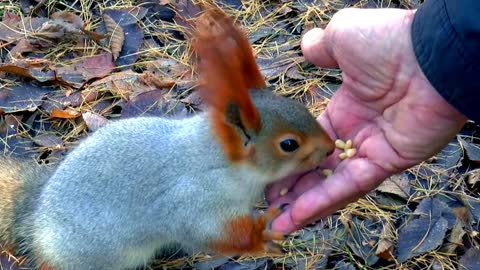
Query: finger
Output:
[[316, 108, 343, 169], [301, 27, 338, 68], [271, 158, 389, 233]]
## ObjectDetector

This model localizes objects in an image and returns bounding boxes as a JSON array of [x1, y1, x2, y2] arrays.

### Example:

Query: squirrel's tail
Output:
[[0, 157, 53, 249]]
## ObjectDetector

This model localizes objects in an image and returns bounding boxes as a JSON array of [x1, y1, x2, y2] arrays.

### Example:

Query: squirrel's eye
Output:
[[279, 139, 299, 153]]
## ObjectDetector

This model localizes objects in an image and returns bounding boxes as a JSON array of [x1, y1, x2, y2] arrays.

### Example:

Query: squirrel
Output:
[[0, 7, 335, 270]]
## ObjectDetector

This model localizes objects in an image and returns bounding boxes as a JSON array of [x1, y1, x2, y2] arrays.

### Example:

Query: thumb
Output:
[[301, 27, 338, 69]]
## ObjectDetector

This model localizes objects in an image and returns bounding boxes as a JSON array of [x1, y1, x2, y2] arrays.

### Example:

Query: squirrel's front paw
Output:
[[209, 204, 288, 256]]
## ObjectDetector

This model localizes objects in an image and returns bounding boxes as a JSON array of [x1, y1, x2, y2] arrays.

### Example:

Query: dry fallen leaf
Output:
[[375, 173, 411, 199], [82, 112, 110, 132], [441, 219, 466, 253], [376, 223, 395, 262], [51, 11, 84, 28], [139, 72, 176, 89], [56, 52, 115, 88], [32, 133, 64, 148], [90, 71, 159, 99], [144, 58, 191, 80], [50, 108, 81, 119], [0, 17, 48, 42], [121, 90, 185, 119], [9, 39, 39, 58], [0, 59, 55, 82], [103, 14, 125, 61], [103, 7, 146, 67]]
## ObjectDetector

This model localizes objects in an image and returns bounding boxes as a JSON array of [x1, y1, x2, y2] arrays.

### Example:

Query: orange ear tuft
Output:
[[191, 8, 265, 162]]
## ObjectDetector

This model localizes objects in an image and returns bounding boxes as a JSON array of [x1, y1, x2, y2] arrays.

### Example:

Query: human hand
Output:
[[267, 8, 468, 233]]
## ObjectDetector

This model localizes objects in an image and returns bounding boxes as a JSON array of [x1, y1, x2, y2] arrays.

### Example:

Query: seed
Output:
[[280, 188, 289, 196], [344, 139, 353, 150], [346, 148, 357, 158], [335, 139, 345, 149], [323, 169, 333, 176], [339, 152, 348, 160]]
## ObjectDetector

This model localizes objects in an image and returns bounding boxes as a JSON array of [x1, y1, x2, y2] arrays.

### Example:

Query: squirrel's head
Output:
[[191, 7, 335, 181]]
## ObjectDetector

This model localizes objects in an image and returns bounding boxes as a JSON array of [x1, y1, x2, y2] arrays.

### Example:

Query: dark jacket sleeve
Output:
[[411, 0, 480, 122]]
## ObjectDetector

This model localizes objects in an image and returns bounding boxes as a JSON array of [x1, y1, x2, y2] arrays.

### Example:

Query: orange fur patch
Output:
[[192, 8, 265, 162], [208, 207, 284, 255]]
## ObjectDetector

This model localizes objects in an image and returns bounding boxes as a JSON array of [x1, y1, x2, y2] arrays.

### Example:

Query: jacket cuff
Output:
[[411, 0, 480, 122]]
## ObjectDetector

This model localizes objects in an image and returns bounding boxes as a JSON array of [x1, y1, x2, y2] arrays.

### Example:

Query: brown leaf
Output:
[[33, 14, 84, 41], [32, 133, 63, 148], [10, 39, 39, 58], [90, 71, 163, 100], [376, 223, 395, 261], [42, 89, 100, 114], [81, 28, 108, 41], [0, 17, 48, 42], [121, 90, 185, 118], [441, 219, 466, 253], [2, 12, 20, 25], [376, 173, 411, 199], [50, 108, 81, 119], [145, 58, 191, 80], [139, 72, 176, 89], [103, 7, 146, 67], [376, 240, 394, 261], [452, 206, 471, 224], [82, 112, 110, 132], [103, 14, 125, 60], [257, 54, 302, 80], [51, 11, 84, 28], [286, 65, 305, 80], [0, 59, 55, 82], [56, 53, 115, 88]]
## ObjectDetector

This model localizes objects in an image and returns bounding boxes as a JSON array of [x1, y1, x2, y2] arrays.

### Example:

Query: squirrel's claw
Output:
[[260, 203, 289, 254]]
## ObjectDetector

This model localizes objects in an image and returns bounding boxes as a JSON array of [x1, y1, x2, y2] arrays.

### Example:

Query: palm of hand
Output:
[[268, 9, 467, 233]]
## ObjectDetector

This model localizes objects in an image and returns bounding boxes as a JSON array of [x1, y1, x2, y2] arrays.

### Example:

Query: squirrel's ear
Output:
[[191, 8, 265, 162]]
